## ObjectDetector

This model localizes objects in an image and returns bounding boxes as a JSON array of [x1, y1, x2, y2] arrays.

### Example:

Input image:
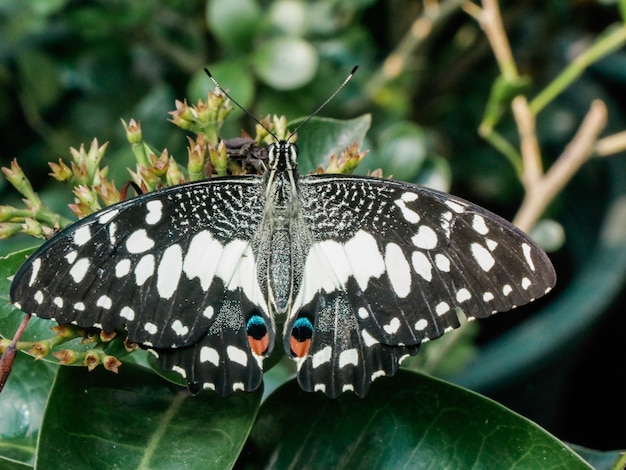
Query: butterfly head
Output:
[[267, 140, 298, 173]]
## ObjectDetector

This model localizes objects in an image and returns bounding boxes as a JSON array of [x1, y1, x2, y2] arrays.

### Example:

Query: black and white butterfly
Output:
[[10, 73, 556, 399]]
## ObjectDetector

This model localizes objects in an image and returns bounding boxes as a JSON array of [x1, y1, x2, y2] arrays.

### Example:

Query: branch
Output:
[[513, 100, 608, 232]]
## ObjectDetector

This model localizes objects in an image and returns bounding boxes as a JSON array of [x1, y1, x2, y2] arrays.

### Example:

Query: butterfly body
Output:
[[10, 141, 556, 398]]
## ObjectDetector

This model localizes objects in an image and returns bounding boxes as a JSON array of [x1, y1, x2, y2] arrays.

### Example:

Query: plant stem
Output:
[[530, 24, 626, 115]]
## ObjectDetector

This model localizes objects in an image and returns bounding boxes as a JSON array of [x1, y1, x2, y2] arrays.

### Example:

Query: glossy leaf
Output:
[[0, 354, 56, 466], [242, 371, 591, 469], [36, 363, 262, 469]]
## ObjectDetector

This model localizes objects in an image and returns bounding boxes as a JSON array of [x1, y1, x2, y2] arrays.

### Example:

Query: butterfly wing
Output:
[[10, 177, 274, 396], [286, 174, 556, 398]]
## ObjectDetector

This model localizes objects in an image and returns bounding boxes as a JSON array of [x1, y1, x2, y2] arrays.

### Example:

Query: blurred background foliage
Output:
[[1, 0, 626, 458]]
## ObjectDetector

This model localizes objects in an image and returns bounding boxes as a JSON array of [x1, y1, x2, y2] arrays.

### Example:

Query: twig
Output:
[[511, 96, 543, 188], [513, 100, 608, 232], [364, 0, 466, 100], [595, 130, 626, 157]]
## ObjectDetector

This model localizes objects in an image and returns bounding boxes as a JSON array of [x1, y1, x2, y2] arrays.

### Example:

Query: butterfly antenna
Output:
[[204, 65, 358, 142], [287, 65, 358, 142], [204, 68, 279, 141]]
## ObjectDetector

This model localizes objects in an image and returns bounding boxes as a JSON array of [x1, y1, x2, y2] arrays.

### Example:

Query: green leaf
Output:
[[36, 363, 262, 469], [0, 457, 32, 470], [242, 371, 591, 469], [374, 121, 428, 181], [252, 37, 319, 90], [0, 354, 56, 466], [290, 115, 371, 173]]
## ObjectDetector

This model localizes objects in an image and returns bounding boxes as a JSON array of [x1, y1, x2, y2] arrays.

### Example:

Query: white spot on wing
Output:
[[401, 192, 418, 202], [344, 230, 386, 290], [394, 199, 420, 224], [203, 306, 214, 319], [146, 200, 163, 225], [383, 317, 401, 334], [98, 209, 119, 224], [29, 258, 42, 286], [384, 243, 411, 298], [109, 222, 117, 244], [53, 297, 63, 308], [120, 306, 135, 321], [125, 229, 155, 254], [339, 348, 358, 368], [74, 302, 85, 311], [157, 244, 183, 299], [135, 254, 155, 286], [69, 258, 91, 283], [471, 242, 495, 272], [415, 318, 428, 331], [503, 284, 513, 296], [144, 322, 158, 334], [522, 243, 535, 271], [171, 320, 189, 336], [411, 251, 432, 282], [361, 329, 379, 347], [312, 346, 332, 368], [115, 259, 131, 278], [183, 230, 223, 291], [445, 200, 466, 213], [97, 295, 112, 309], [227, 346, 248, 367], [472, 214, 489, 235], [435, 253, 451, 272], [456, 288, 472, 302], [171, 365, 186, 378], [371, 370, 386, 381], [435, 301, 450, 316], [200, 346, 220, 366], [483, 292, 495, 302], [64, 251, 77, 265], [412, 225, 438, 250], [73, 225, 92, 246], [521, 277, 531, 290]]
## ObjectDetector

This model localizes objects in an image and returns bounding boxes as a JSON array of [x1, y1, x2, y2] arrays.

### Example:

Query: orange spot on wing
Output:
[[290, 337, 311, 358], [248, 333, 269, 356]]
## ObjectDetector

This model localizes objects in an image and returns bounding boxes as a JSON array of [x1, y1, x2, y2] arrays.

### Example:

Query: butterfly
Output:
[[9, 69, 556, 398]]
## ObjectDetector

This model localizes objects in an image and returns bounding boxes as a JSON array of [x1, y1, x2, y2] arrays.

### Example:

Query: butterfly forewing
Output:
[[10, 176, 275, 395], [284, 175, 556, 396]]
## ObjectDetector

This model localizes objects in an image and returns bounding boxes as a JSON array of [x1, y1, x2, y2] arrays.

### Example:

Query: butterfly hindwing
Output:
[[10, 177, 274, 395], [285, 174, 556, 396]]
